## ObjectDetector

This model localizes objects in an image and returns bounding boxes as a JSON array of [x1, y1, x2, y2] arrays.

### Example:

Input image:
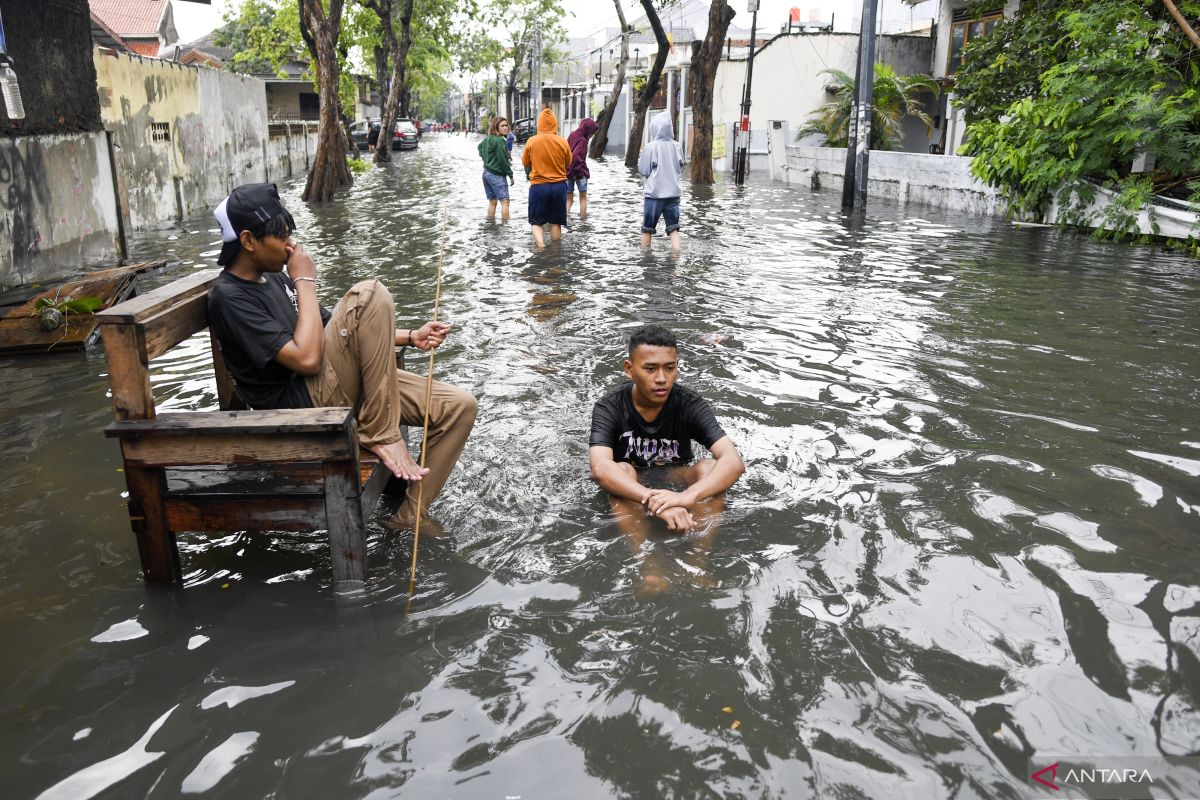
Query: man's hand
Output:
[[284, 242, 316, 281], [508, 176, 515, 186], [645, 489, 694, 516], [412, 320, 450, 350], [655, 506, 696, 532]]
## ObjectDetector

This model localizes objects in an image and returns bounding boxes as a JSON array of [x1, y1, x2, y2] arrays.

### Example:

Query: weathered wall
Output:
[[0, 0, 101, 136], [94, 48, 271, 229], [265, 122, 318, 182], [768, 127, 1004, 216], [0, 133, 121, 289]]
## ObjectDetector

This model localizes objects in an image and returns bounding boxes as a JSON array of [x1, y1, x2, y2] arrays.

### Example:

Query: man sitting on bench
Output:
[[207, 183, 477, 528]]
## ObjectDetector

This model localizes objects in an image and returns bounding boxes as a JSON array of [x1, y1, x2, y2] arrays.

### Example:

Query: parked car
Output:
[[347, 118, 420, 152], [512, 117, 536, 144], [393, 118, 420, 150]]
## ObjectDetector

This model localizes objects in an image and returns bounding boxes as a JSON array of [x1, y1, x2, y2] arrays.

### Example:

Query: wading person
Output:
[[638, 111, 683, 251], [566, 117, 597, 216], [588, 324, 745, 594], [366, 120, 380, 153], [479, 116, 514, 221], [520, 107, 571, 248], [207, 183, 477, 529]]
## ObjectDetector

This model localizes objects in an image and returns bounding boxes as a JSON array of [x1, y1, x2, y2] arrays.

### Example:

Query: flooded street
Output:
[[4, 134, 1200, 798]]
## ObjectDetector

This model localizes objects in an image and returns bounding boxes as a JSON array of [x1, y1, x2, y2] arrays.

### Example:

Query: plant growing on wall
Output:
[[797, 64, 937, 151], [954, 0, 1200, 245]]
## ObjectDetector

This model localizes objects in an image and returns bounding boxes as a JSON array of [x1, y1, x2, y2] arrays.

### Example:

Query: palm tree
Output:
[[798, 63, 938, 151]]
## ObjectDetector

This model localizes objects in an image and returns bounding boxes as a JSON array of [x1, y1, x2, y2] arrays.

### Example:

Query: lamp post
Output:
[[634, 47, 640, 69]]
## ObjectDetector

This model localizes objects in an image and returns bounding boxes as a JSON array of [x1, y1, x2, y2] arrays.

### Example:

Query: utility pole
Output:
[[734, 0, 760, 186], [530, 26, 542, 116], [841, 0, 879, 210]]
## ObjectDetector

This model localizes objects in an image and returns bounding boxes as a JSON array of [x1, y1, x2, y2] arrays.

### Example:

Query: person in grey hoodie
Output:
[[638, 111, 684, 250]]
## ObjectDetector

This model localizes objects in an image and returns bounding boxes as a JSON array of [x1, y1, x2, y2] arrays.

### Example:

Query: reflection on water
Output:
[[3, 136, 1200, 798]]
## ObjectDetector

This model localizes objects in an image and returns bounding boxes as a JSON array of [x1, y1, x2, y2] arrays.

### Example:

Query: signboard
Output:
[[712, 124, 726, 159]]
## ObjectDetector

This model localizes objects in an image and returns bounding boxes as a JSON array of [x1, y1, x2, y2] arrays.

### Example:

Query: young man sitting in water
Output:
[[589, 324, 745, 592], [206, 183, 477, 529]]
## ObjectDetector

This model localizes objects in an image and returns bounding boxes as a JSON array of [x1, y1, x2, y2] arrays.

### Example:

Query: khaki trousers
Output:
[[305, 280, 477, 520]]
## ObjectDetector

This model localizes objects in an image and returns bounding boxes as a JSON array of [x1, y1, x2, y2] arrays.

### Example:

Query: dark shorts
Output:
[[529, 181, 568, 226], [567, 177, 588, 194], [482, 170, 509, 201], [642, 196, 681, 234]]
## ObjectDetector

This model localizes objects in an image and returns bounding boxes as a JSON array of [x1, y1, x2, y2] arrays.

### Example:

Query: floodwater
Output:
[[3, 134, 1199, 799]]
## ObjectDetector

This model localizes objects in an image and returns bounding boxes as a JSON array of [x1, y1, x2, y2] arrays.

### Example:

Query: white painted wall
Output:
[[705, 31, 936, 170], [768, 131, 1003, 215]]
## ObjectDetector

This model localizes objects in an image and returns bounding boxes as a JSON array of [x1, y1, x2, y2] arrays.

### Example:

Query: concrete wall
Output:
[[713, 32, 937, 162], [0, 133, 123, 289], [265, 122, 319, 181], [767, 123, 1003, 216], [94, 48, 273, 229]]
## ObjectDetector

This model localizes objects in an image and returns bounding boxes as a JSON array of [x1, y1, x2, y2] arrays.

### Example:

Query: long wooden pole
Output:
[[408, 209, 446, 597], [1164, 0, 1200, 50]]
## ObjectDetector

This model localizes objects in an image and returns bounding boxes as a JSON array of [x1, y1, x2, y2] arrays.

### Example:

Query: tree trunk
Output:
[[624, 0, 670, 169], [299, 0, 352, 202], [689, 0, 736, 183], [590, 0, 629, 159]]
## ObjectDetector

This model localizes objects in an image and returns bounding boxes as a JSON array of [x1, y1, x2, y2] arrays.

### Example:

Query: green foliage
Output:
[[796, 63, 938, 150], [956, 0, 1200, 242], [347, 155, 370, 172], [34, 296, 104, 314], [216, 0, 302, 78]]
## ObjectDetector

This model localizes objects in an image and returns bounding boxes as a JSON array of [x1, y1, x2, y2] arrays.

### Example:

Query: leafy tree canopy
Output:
[[955, 0, 1200, 240], [797, 63, 937, 151]]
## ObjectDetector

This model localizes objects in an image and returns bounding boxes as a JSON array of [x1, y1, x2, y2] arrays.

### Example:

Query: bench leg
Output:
[[324, 460, 366, 594], [123, 465, 182, 583]]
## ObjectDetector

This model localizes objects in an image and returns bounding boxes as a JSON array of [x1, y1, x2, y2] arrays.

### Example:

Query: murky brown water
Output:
[[3, 135, 1200, 798]]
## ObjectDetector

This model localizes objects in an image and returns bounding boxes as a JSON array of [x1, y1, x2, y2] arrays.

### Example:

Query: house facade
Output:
[[918, 0, 1021, 154], [88, 0, 178, 58]]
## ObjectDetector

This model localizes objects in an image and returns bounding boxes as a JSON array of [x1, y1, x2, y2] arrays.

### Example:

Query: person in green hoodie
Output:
[[478, 116, 515, 221]]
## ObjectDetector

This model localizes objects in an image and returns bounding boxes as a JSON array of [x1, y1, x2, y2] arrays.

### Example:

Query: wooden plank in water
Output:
[[0, 260, 165, 354]]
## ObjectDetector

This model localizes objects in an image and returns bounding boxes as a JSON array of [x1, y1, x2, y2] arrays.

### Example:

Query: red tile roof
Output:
[[89, 0, 168, 38]]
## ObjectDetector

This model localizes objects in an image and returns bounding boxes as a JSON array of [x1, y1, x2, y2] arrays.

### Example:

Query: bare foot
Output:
[[636, 572, 671, 599], [368, 440, 429, 482]]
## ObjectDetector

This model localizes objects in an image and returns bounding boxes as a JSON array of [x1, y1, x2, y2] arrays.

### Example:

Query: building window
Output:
[[150, 122, 171, 142], [948, 8, 1002, 75]]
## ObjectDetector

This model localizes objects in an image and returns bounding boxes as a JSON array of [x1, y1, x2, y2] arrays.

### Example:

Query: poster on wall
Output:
[[712, 124, 726, 159], [686, 124, 729, 159]]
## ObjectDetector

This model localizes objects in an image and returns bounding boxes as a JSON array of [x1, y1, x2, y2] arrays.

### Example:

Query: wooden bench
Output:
[[99, 269, 400, 592]]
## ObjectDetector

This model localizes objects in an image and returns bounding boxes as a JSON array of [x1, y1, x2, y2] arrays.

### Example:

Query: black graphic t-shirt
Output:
[[589, 382, 727, 468], [207, 270, 331, 410]]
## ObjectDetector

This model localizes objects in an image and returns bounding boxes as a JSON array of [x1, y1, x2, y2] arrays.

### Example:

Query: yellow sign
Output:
[[712, 124, 726, 159]]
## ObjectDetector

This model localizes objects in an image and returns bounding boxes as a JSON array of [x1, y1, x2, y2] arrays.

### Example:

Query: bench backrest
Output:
[[97, 270, 238, 421]]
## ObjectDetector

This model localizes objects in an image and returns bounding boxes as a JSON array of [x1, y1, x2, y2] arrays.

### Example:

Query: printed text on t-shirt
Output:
[[621, 431, 681, 464]]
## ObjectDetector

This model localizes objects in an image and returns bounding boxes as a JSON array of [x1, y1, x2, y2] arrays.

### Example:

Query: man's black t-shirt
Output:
[[589, 382, 727, 468], [207, 270, 331, 410]]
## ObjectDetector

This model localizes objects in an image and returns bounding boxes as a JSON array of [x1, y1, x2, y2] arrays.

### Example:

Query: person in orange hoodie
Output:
[[520, 106, 572, 247]]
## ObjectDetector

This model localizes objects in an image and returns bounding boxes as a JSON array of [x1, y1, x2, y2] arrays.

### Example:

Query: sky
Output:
[[172, 0, 939, 46]]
